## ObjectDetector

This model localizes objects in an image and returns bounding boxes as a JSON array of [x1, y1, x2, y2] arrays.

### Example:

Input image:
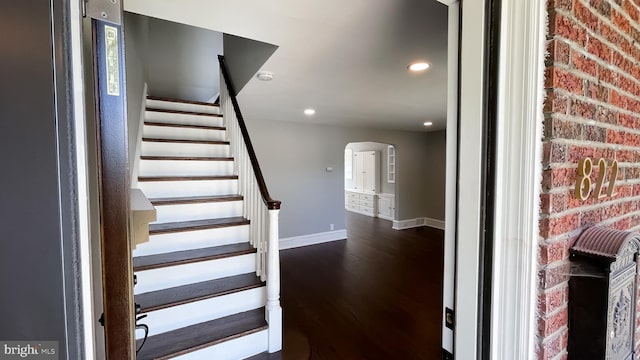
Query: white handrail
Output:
[[219, 69, 282, 352]]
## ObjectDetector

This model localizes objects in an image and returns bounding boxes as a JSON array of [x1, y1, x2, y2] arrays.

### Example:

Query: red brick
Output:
[[590, 0, 612, 17], [624, 132, 640, 146], [538, 307, 568, 337], [544, 90, 570, 114], [610, 90, 629, 109], [585, 81, 609, 101], [545, 117, 583, 140], [603, 202, 625, 219], [613, 217, 631, 230], [548, 0, 573, 11], [624, 0, 640, 21], [617, 149, 636, 162], [581, 208, 603, 226], [542, 213, 580, 237], [550, 13, 588, 46], [549, 67, 586, 94], [568, 144, 594, 161], [606, 128, 626, 144], [612, 51, 633, 75], [539, 285, 567, 313], [613, 9, 632, 35], [584, 124, 607, 142], [619, 113, 640, 128], [599, 66, 615, 84], [571, 98, 596, 119], [538, 262, 571, 289], [547, 142, 568, 163], [587, 37, 612, 62], [575, 1, 600, 32], [595, 105, 618, 124], [593, 147, 616, 159], [537, 331, 564, 360], [547, 39, 571, 66], [540, 241, 567, 265], [601, 23, 621, 45]]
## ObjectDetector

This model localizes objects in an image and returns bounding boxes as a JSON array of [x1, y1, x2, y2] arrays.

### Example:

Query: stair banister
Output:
[[218, 55, 282, 352]]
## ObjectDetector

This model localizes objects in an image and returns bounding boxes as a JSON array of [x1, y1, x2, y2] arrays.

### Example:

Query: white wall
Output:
[[245, 118, 446, 238]]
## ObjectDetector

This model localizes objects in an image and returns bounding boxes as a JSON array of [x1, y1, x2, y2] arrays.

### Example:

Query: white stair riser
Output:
[[173, 329, 268, 360], [135, 255, 256, 294], [143, 125, 226, 142], [146, 99, 221, 115], [141, 141, 229, 157], [138, 179, 238, 198], [145, 111, 223, 127], [139, 159, 233, 177], [153, 201, 243, 223], [133, 225, 250, 257], [135, 287, 266, 339]]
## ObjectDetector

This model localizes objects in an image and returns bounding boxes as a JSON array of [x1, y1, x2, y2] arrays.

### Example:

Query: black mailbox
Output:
[[569, 226, 640, 360]]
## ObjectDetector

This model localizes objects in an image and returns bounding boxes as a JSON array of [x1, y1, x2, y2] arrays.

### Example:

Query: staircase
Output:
[[132, 94, 281, 359]]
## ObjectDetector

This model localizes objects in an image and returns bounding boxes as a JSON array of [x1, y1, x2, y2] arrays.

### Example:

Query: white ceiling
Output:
[[125, 0, 449, 131]]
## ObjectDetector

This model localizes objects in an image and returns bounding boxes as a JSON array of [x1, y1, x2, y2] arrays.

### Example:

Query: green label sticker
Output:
[[105, 25, 119, 96]]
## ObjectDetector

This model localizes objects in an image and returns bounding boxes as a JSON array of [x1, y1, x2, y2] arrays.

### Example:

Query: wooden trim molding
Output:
[[392, 217, 445, 231], [92, 19, 136, 359], [279, 230, 347, 250], [489, 0, 545, 358]]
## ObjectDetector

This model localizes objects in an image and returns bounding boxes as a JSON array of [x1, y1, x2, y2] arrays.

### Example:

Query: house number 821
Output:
[[574, 157, 618, 201]]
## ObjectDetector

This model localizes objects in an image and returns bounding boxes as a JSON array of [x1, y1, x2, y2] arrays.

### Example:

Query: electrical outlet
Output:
[[330, 224, 334, 230], [445, 307, 455, 330]]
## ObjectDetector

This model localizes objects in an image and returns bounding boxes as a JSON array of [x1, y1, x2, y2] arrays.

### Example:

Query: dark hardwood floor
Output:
[[271, 212, 444, 360]]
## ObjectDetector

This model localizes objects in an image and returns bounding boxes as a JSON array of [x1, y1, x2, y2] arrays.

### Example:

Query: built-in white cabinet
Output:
[[345, 190, 377, 216], [353, 151, 379, 193], [387, 145, 395, 183], [376, 193, 395, 220]]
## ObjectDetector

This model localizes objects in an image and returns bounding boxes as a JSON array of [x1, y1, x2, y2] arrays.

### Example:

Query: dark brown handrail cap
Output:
[[571, 226, 640, 261]]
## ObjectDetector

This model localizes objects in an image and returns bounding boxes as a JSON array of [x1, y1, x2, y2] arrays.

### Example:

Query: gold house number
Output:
[[574, 157, 619, 200]]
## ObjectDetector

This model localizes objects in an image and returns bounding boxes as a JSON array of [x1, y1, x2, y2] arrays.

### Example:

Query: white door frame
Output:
[[447, 0, 546, 358], [490, 0, 545, 358]]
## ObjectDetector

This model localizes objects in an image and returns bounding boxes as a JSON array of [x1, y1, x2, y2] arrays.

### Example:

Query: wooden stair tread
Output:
[[146, 107, 223, 117], [138, 175, 238, 182], [135, 308, 267, 360], [149, 216, 250, 235], [136, 273, 264, 313], [149, 194, 243, 205], [142, 137, 229, 145], [140, 156, 234, 161], [144, 121, 225, 131], [245, 352, 283, 360], [133, 242, 255, 271], [147, 95, 220, 108]]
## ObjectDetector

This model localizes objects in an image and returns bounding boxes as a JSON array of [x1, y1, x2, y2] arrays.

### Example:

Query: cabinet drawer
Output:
[[347, 198, 359, 206], [359, 200, 375, 208], [359, 193, 375, 202], [346, 192, 359, 200]]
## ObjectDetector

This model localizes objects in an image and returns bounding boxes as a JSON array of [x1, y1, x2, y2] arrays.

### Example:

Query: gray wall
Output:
[[145, 17, 223, 102], [345, 142, 395, 195], [0, 1, 83, 358], [125, 12, 149, 168], [223, 34, 278, 94], [246, 119, 446, 238]]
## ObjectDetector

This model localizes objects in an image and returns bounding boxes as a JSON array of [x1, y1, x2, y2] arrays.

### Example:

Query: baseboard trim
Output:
[[392, 217, 445, 231], [279, 230, 347, 250]]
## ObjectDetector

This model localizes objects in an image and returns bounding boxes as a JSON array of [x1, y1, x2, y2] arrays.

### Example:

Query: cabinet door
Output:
[[362, 152, 375, 192]]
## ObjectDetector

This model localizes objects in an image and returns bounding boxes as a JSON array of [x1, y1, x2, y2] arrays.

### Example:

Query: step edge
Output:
[[147, 96, 220, 107], [146, 107, 223, 117], [133, 248, 257, 272], [144, 121, 226, 131], [139, 282, 265, 313], [152, 324, 268, 360]]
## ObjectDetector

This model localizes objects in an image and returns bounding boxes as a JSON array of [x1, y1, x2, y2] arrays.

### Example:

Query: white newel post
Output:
[[266, 208, 282, 352]]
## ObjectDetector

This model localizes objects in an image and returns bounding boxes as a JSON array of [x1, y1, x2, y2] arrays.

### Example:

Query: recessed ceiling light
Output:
[[304, 109, 316, 116], [408, 62, 430, 72], [424, 121, 433, 126]]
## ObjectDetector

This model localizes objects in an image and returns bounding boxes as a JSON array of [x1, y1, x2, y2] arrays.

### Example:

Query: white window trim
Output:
[[491, 0, 546, 358]]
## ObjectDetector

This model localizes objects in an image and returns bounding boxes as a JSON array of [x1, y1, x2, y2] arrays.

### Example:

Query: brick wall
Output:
[[540, 0, 640, 358]]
